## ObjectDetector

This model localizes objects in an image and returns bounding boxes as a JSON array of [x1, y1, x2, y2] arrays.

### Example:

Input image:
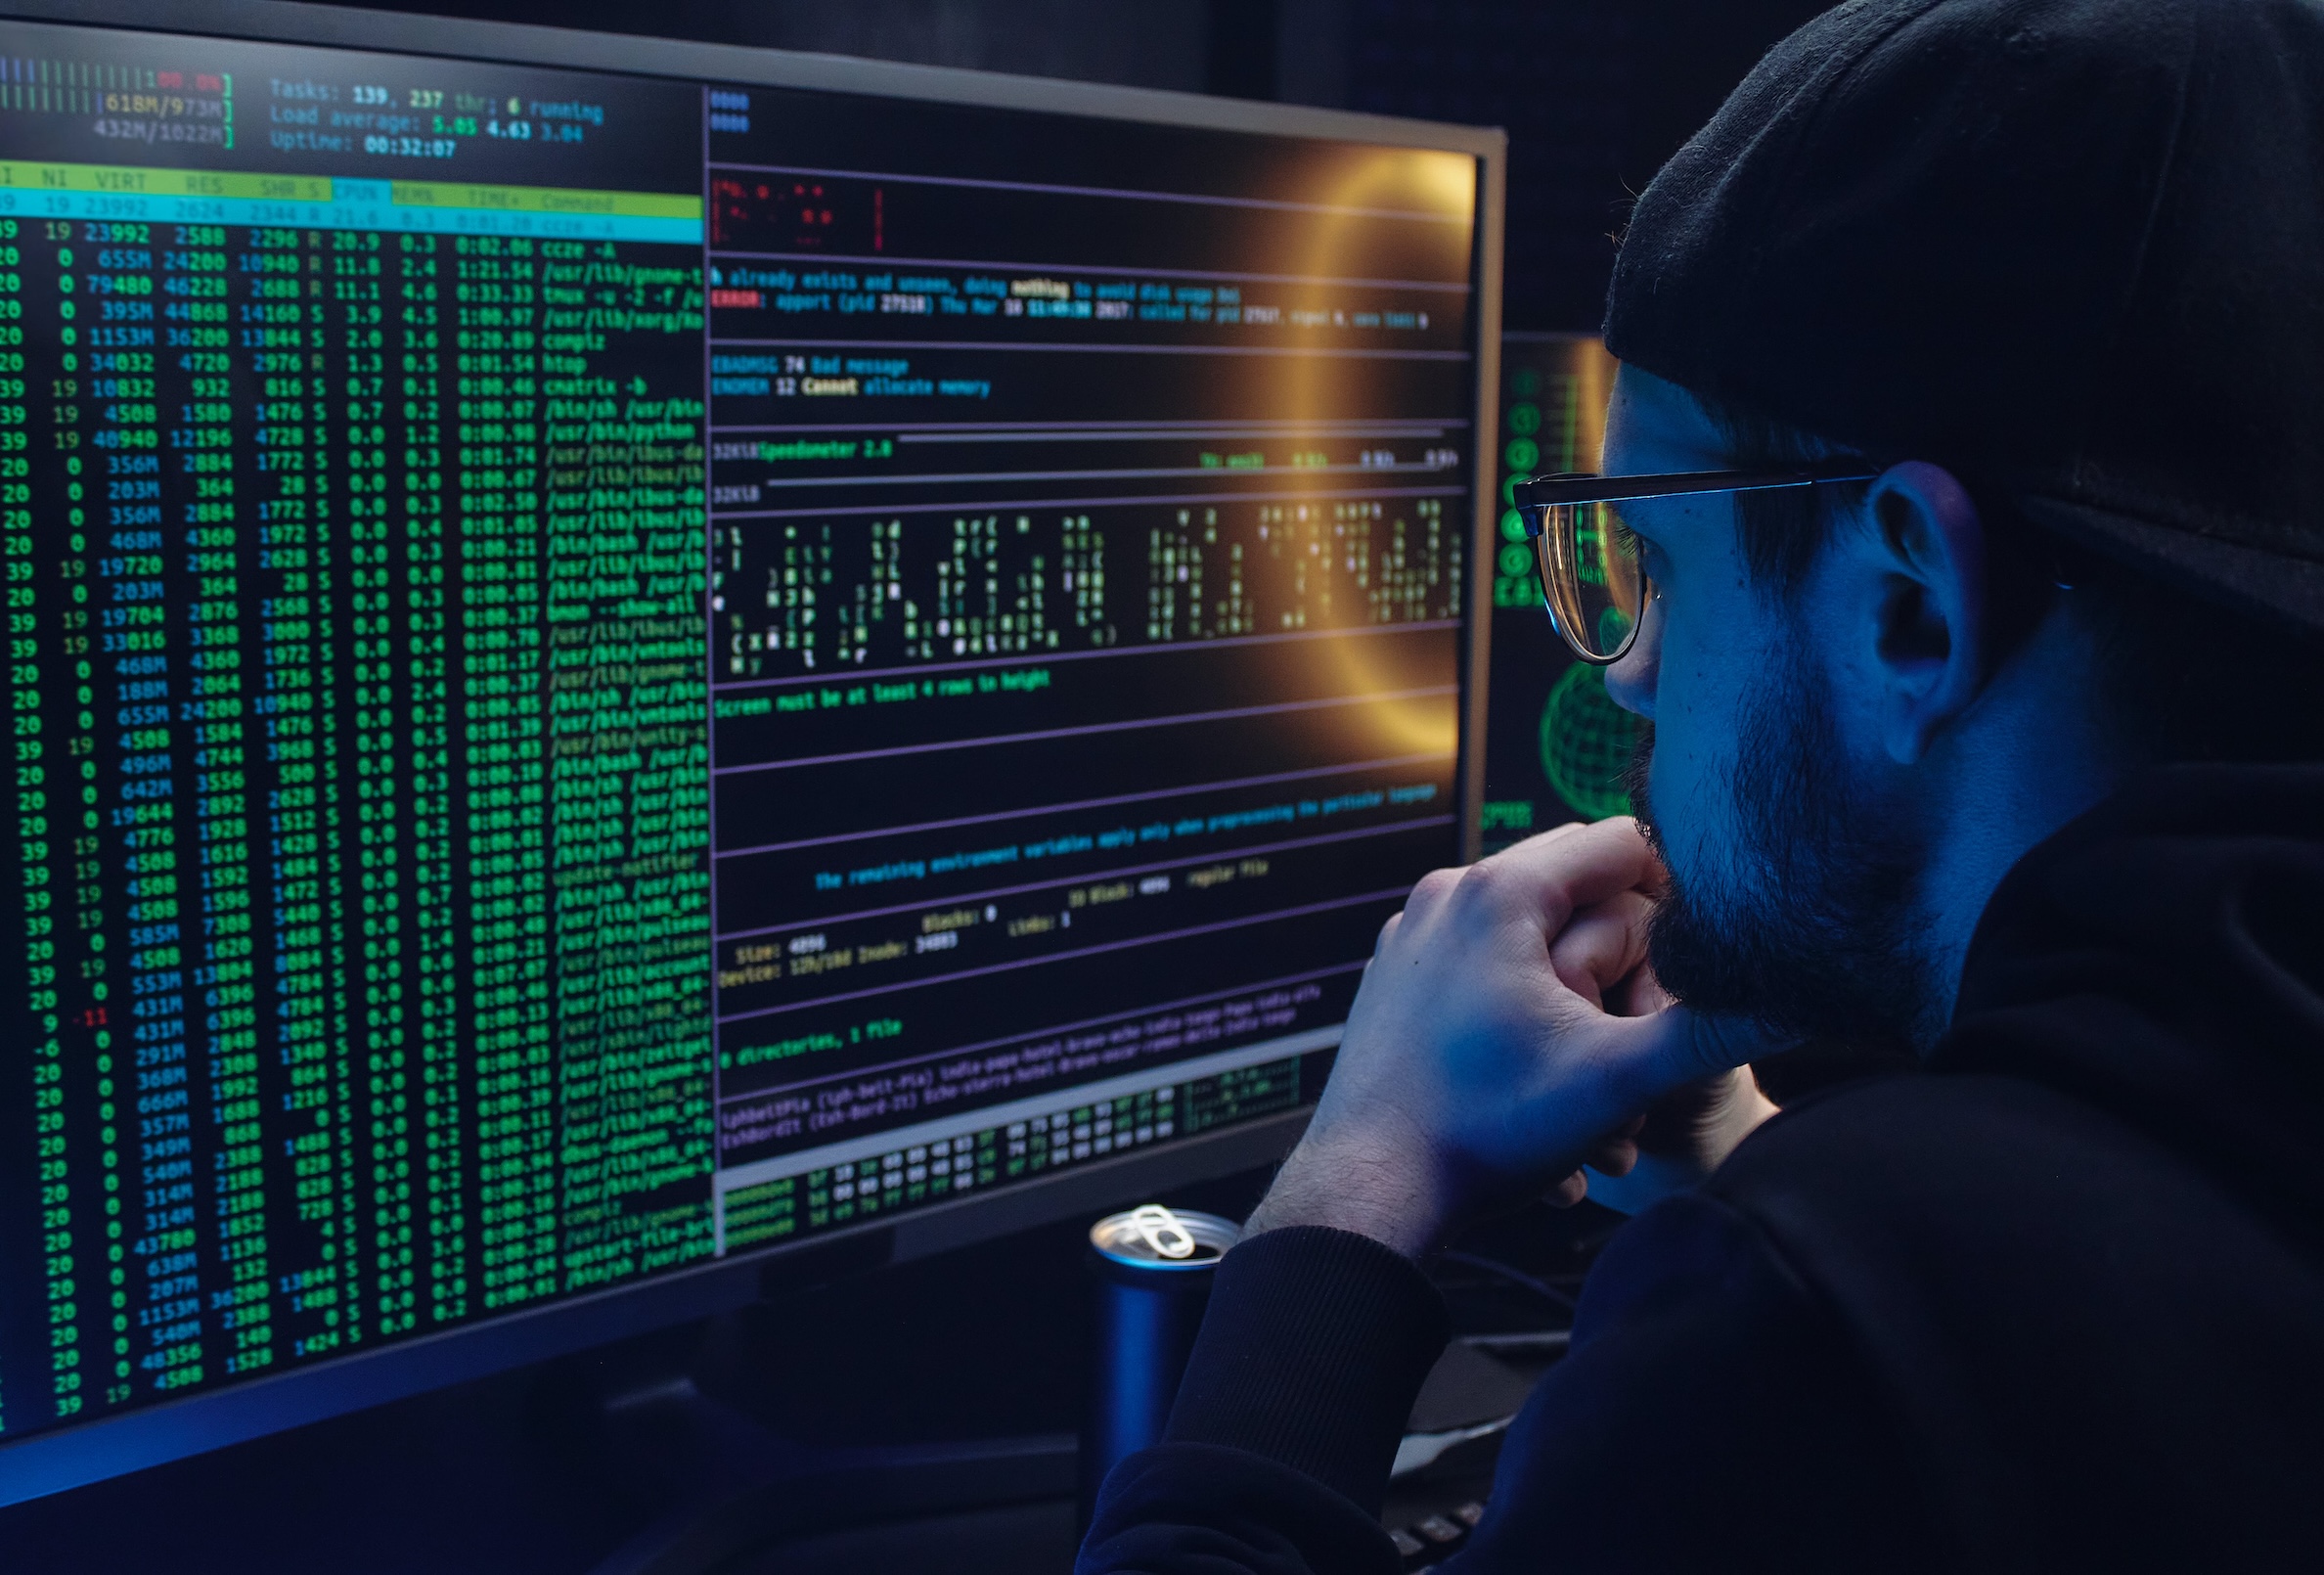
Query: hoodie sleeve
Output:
[[1077, 1226, 1450, 1575]]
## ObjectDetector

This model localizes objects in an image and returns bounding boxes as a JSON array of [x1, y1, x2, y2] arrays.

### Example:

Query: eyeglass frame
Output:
[[1508, 463, 1883, 664]]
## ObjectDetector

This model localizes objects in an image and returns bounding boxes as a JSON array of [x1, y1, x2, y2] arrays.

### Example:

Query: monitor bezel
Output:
[[0, 0, 1504, 1504]]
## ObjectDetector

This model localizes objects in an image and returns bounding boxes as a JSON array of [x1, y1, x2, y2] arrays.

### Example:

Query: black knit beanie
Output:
[[1604, 0, 2324, 633]]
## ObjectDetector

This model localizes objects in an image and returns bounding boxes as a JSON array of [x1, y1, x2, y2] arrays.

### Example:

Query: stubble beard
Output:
[[1623, 645, 1940, 1049]]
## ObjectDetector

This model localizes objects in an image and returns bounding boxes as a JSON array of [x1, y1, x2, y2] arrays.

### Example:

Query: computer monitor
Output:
[[1478, 333, 1623, 855], [0, 0, 1501, 1501]]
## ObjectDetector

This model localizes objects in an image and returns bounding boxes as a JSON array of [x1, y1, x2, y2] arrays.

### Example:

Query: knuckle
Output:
[[1418, 864, 1464, 893], [1408, 865, 1464, 908], [1452, 856, 1511, 907]]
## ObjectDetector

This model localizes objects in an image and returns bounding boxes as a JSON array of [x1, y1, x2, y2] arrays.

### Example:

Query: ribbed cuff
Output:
[[1163, 1225, 1451, 1512]]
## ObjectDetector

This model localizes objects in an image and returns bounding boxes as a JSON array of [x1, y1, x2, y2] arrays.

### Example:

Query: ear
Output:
[[1851, 461, 1987, 765]]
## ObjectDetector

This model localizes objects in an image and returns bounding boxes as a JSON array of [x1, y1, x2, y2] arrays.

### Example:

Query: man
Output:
[[1079, 0, 2324, 1569]]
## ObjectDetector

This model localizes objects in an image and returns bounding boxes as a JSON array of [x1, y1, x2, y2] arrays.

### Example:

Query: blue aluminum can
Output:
[[1079, 1205, 1242, 1528]]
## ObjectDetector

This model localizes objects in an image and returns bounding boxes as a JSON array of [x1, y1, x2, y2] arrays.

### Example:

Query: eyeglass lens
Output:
[[1534, 501, 1646, 662]]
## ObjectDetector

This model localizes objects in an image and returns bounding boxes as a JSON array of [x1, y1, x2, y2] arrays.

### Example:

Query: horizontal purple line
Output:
[[737, 461, 1458, 492], [707, 247, 1474, 293], [707, 418, 1470, 435], [713, 618, 1456, 695], [718, 814, 1454, 937], [705, 159, 1473, 226], [894, 425, 1456, 444], [710, 481, 1466, 521], [712, 685, 1454, 777], [714, 886, 1409, 1026], [708, 336, 1468, 362], [716, 960, 1366, 1106], [716, 749, 1453, 858]]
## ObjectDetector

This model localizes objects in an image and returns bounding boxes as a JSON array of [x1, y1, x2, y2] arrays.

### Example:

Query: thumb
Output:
[[1596, 1004, 1797, 1105]]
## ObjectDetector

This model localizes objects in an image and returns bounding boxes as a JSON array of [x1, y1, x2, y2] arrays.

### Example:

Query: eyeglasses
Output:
[[1509, 465, 1881, 663]]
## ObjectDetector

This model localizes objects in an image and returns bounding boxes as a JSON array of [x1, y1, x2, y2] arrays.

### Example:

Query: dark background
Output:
[[4, 2, 1837, 1568]]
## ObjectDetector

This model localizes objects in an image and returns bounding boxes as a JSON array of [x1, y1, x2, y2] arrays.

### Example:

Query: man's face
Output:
[[1599, 367, 1931, 1044]]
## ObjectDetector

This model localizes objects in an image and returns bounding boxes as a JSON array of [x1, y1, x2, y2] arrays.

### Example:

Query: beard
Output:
[[1623, 644, 1939, 1048]]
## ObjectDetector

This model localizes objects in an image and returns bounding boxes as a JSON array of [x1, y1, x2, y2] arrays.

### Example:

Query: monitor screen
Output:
[[0, 4, 1494, 1496], [1479, 333, 1628, 854]]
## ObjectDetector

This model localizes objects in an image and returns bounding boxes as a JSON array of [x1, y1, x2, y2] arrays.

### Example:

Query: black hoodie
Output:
[[1076, 766, 2324, 1572]]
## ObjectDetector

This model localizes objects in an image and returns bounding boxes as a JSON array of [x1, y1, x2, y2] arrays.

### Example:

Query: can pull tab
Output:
[[1130, 1203, 1196, 1260]]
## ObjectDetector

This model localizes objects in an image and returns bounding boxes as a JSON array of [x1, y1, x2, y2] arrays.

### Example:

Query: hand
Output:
[[1575, 1064, 1783, 1215], [1244, 819, 1789, 1257], [1536, 890, 1782, 1213]]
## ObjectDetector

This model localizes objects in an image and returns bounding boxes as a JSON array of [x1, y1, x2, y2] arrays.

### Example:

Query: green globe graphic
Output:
[[1539, 661, 1641, 821]]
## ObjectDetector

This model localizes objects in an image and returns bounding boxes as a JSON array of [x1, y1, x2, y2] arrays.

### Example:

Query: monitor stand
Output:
[[557, 1188, 1185, 1575], [584, 1372, 1078, 1575], [581, 1366, 1078, 1570]]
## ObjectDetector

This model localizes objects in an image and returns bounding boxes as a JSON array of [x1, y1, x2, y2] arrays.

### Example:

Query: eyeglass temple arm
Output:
[[1513, 465, 1881, 514]]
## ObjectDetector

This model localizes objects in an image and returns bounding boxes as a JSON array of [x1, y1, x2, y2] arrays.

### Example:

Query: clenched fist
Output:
[[1245, 819, 1786, 1256]]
